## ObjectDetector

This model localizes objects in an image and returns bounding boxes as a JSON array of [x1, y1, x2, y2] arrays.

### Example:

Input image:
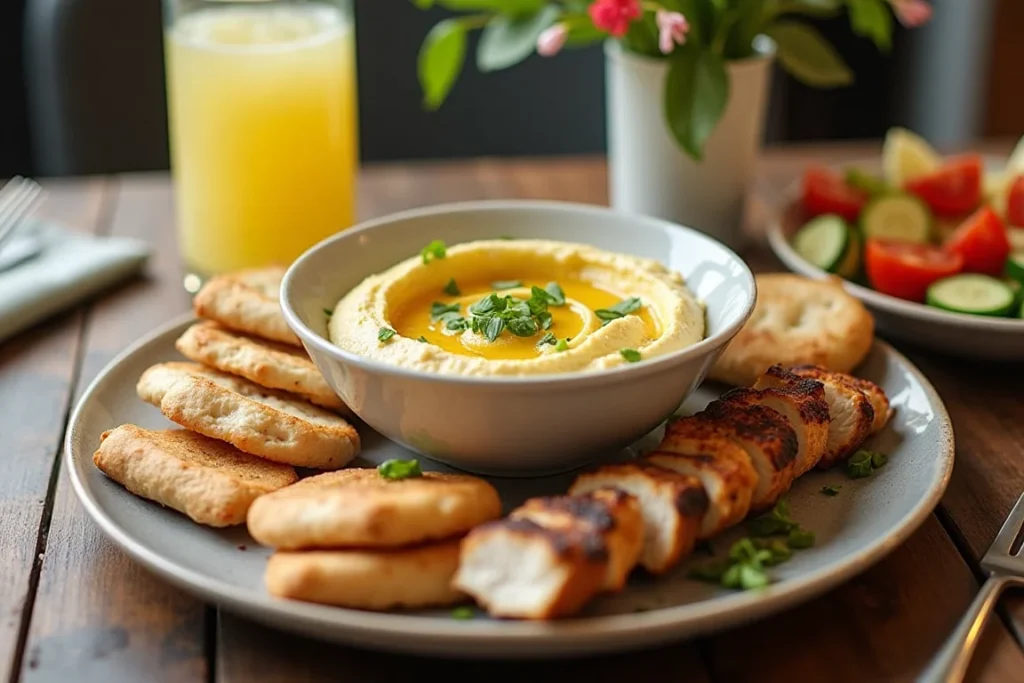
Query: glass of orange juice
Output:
[[163, 0, 358, 288]]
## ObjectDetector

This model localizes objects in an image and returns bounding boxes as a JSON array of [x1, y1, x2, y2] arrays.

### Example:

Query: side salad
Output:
[[792, 127, 1024, 319]]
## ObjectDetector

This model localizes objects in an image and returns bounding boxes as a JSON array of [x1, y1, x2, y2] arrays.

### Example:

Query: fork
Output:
[[919, 491, 1024, 682], [0, 176, 44, 257]]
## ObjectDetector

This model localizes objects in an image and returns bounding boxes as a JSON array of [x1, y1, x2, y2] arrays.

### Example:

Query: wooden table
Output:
[[4, 144, 1024, 683]]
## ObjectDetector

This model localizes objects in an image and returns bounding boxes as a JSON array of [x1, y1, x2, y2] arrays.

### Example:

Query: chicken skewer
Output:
[[455, 364, 891, 619]]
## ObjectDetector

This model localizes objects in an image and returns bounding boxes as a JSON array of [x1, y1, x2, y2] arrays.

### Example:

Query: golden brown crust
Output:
[[93, 425, 297, 527], [569, 463, 706, 573], [158, 375, 359, 470], [175, 321, 347, 413], [247, 468, 502, 550], [454, 518, 607, 619], [193, 267, 301, 347], [265, 540, 465, 610], [510, 489, 644, 592], [790, 364, 891, 434], [709, 273, 874, 387]]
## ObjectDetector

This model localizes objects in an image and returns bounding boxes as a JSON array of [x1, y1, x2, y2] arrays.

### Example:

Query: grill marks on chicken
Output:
[[454, 363, 891, 619]]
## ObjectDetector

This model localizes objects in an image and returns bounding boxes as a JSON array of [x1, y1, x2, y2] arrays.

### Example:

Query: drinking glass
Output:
[[163, 0, 358, 290]]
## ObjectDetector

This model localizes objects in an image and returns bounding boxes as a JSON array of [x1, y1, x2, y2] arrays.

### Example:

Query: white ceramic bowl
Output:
[[281, 200, 755, 476], [768, 160, 1024, 361]]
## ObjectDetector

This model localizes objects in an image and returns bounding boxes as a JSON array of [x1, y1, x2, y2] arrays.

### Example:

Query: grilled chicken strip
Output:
[[569, 463, 708, 575], [510, 489, 644, 592], [719, 382, 830, 477], [648, 419, 759, 538], [695, 399, 799, 511], [756, 365, 873, 468], [790, 364, 891, 434], [453, 518, 607, 619]]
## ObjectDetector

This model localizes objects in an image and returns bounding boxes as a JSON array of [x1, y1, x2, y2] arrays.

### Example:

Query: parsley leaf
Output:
[[536, 311, 553, 330], [430, 301, 461, 321], [417, 335, 428, 343], [420, 240, 447, 264], [377, 458, 422, 480], [443, 278, 460, 296], [445, 316, 469, 332], [537, 332, 557, 347], [378, 327, 396, 343], [820, 484, 842, 497], [595, 297, 642, 324], [323, 308, 333, 317], [544, 282, 566, 306], [482, 316, 505, 342], [620, 348, 641, 363]]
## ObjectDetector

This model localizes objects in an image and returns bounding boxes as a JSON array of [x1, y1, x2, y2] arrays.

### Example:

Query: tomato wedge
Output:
[[865, 239, 963, 302], [801, 166, 868, 222], [904, 154, 982, 217], [1006, 174, 1024, 227], [943, 206, 1011, 275]]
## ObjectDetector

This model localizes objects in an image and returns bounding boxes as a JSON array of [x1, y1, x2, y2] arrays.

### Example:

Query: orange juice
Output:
[[165, 3, 358, 277]]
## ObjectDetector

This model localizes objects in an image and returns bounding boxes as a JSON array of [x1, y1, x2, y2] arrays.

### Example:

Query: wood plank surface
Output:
[[216, 612, 711, 683], [19, 176, 205, 683], [0, 179, 110, 682]]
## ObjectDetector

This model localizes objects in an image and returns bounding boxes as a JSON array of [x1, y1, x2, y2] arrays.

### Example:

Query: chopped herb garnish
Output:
[[443, 278, 461, 296], [555, 338, 569, 352], [377, 458, 422, 480], [846, 450, 875, 479], [820, 484, 842, 497], [430, 301, 461, 321], [620, 348, 641, 363], [537, 332, 557, 347], [417, 335, 428, 343], [445, 316, 469, 332], [450, 606, 475, 620], [594, 297, 642, 325], [377, 327, 396, 343], [420, 240, 447, 264], [787, 528, 815, 549], [479, 315, 505, 342], [491, 280, 522, 290], [871, 451, 888, 468], [536, 311, 553, 330], [465, 287, 559, 344], [760, 538, 792, 565], [323, 308, 333, 317], [747, 499, 798, 537], [544, 282, 566, 306]]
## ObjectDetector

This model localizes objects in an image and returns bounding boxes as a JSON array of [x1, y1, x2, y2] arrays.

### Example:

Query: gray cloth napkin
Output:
[[0, 221, 150, 344]]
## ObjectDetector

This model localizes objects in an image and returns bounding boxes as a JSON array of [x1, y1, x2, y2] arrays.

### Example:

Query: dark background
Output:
[[0, 0, 1013, 178]]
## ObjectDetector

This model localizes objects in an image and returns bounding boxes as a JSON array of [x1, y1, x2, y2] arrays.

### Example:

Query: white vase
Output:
[[605, 41, 774, 251]]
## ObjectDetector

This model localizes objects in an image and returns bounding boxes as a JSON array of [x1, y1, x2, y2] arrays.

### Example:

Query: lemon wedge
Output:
[[882, 127, 941, 187]]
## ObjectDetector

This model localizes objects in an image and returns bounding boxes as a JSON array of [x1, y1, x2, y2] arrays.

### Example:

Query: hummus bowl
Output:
[[281, 200, 755, 475]]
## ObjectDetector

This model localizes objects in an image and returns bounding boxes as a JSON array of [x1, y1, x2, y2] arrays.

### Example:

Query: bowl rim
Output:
[[281, 199, 757, 388], [768, 163, 1024, 333]]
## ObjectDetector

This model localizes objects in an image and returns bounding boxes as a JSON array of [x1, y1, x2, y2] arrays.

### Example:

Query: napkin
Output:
[[0, 221, 150, 344]]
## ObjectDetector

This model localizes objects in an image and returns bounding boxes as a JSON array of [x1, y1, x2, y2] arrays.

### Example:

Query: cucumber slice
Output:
[[926, 274, 1016, 317], [793, 215, 850, 273], [860, 194, 931, 243], [844, 168, 890, 196], [833, 224, 862, 279], [1007, 252, 1024, 285]]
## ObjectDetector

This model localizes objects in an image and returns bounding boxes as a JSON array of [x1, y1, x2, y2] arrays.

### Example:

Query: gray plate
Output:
[[65, 315, 954, 658]]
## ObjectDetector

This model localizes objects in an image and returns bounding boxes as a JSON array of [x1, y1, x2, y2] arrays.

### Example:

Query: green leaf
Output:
[[418, 20, 468, 110], [765, 20, 853, 88], [563, 15, 606, 48], [477, 6, 560, 72], [723, 0, 767, 59], [377, 458, 423, 480], [663, 45, 729, 160], [846, 0, 893, 52]]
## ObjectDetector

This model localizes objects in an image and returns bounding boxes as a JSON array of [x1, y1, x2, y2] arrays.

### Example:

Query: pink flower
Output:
[[588, 0, 642, 38], [537, 23, 568, 57], [656, 10, 689, 54], [891, 0, 932, 28]]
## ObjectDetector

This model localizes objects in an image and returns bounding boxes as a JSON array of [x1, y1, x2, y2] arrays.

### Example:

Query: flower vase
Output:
[[605, 41, 774, 251]]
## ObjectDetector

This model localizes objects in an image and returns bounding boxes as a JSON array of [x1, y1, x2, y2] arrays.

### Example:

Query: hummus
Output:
[[328, 239, 704, 376]]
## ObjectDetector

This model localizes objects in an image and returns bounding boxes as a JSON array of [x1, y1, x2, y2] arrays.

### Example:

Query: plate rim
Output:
[[64, 314, 956, 657], [766, 157, 1024, 333]]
